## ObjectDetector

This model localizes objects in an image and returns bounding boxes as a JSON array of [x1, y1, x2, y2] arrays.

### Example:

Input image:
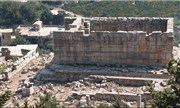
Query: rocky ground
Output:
[[0, 44, 179, 107], [1, 52, 145, 107], [3, 53, 53, 107]]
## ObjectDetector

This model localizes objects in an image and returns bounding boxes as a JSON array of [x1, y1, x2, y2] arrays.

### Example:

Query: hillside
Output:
[[63, 1, 180, 25]]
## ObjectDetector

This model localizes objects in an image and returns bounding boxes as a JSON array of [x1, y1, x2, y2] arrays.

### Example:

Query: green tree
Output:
[[113, 101, 122, 108], [52, 11, 66, 25], [19, 1, 47, 24], [23, 93, 59, 108], [32, 92, 59, 108], [0, 90, 12, 108], [149, 59, 180, 108], [0, 1, 50, 28], [9, 36, 31, 46], [40, 10, 53, 25], [0, 2, 22, 27], [42, 1, 62, 6]]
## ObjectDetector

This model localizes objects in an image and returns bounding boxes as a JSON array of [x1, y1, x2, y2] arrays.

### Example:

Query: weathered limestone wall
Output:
[[90, 17, 167, 33], [53, 17, 173, 65], [1, 33, 12, 46], [64, 17, 77, 30], [53, 31, 173, 65], [95, 92, 151, 102]]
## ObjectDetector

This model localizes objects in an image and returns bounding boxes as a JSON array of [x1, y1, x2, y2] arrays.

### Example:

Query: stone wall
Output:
[[95, 92, 151, 102], [38, 68, 170, 82], [1, 48, 11, 60], [8, 47, 39, 79], [90, 17, 167, 33], [64, 17, 77, 30], [1, 33, 12, 46], [53, 17, 174, 65]]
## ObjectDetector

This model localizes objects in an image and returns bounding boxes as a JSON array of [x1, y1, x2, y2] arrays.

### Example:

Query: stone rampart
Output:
[[90, 17, 167, 33], [53, 17, 174, 65]]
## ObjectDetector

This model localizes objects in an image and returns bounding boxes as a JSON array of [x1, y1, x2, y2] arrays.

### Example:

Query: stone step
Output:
[[38, 69, 168, 86], [89, 75, 166, 87]]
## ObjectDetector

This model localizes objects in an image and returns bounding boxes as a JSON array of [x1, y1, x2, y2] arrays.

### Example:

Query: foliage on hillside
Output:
[[148, 59, 180, 108], [63, 1, 180, 25], [0, 1, 66, 28], [41, 1, 62, 6], [8, 36, 31, 46], [0, 1, 50, 28], [40, 10, 66, 25]]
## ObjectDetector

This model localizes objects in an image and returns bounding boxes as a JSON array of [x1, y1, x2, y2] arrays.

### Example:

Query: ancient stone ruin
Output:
[[53, 17, 174, 65]]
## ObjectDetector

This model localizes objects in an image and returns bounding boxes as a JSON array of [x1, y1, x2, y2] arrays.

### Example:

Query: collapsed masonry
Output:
[[0, 44, 38, 80], [53, 17, 174, 65]]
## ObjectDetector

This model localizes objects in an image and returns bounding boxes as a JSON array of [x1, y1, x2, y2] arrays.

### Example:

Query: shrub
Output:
[[9, 36, 31, 46]]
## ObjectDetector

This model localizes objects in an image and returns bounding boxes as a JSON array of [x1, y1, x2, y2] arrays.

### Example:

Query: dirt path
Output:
[[4, 55, 48, 107], [51, 7, 82, 17]]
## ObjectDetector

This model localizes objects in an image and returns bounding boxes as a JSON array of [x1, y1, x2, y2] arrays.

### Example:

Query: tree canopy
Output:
[[0, 1, 50, 28], [63, 1, 180, 17], [149, 59, 180, 108], [40, 10, 66, 25], [63, 1, 180, 25], [40, 10, 53, 25], [8, 36, 31, 46], [0, 1, 66, 28], [23, 92, 60, 108]]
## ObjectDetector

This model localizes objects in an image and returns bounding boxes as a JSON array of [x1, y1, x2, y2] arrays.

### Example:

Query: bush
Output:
[[0, 90, 12, 108], [8, 36, 31, 46], [149, 59, 180, 108], [23, 92, 59, 108], [97, 103, 112, 108], [0, 64, 5, 74], [38, 48, 51, 55]]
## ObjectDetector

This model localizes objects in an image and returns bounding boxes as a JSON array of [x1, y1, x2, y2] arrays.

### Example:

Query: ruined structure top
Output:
[[53, 17, 174, 65]]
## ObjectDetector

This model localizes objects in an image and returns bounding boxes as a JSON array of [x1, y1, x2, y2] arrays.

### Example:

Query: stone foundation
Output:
[[95, 92, 151, 102], [37, 63, 169, 85]]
